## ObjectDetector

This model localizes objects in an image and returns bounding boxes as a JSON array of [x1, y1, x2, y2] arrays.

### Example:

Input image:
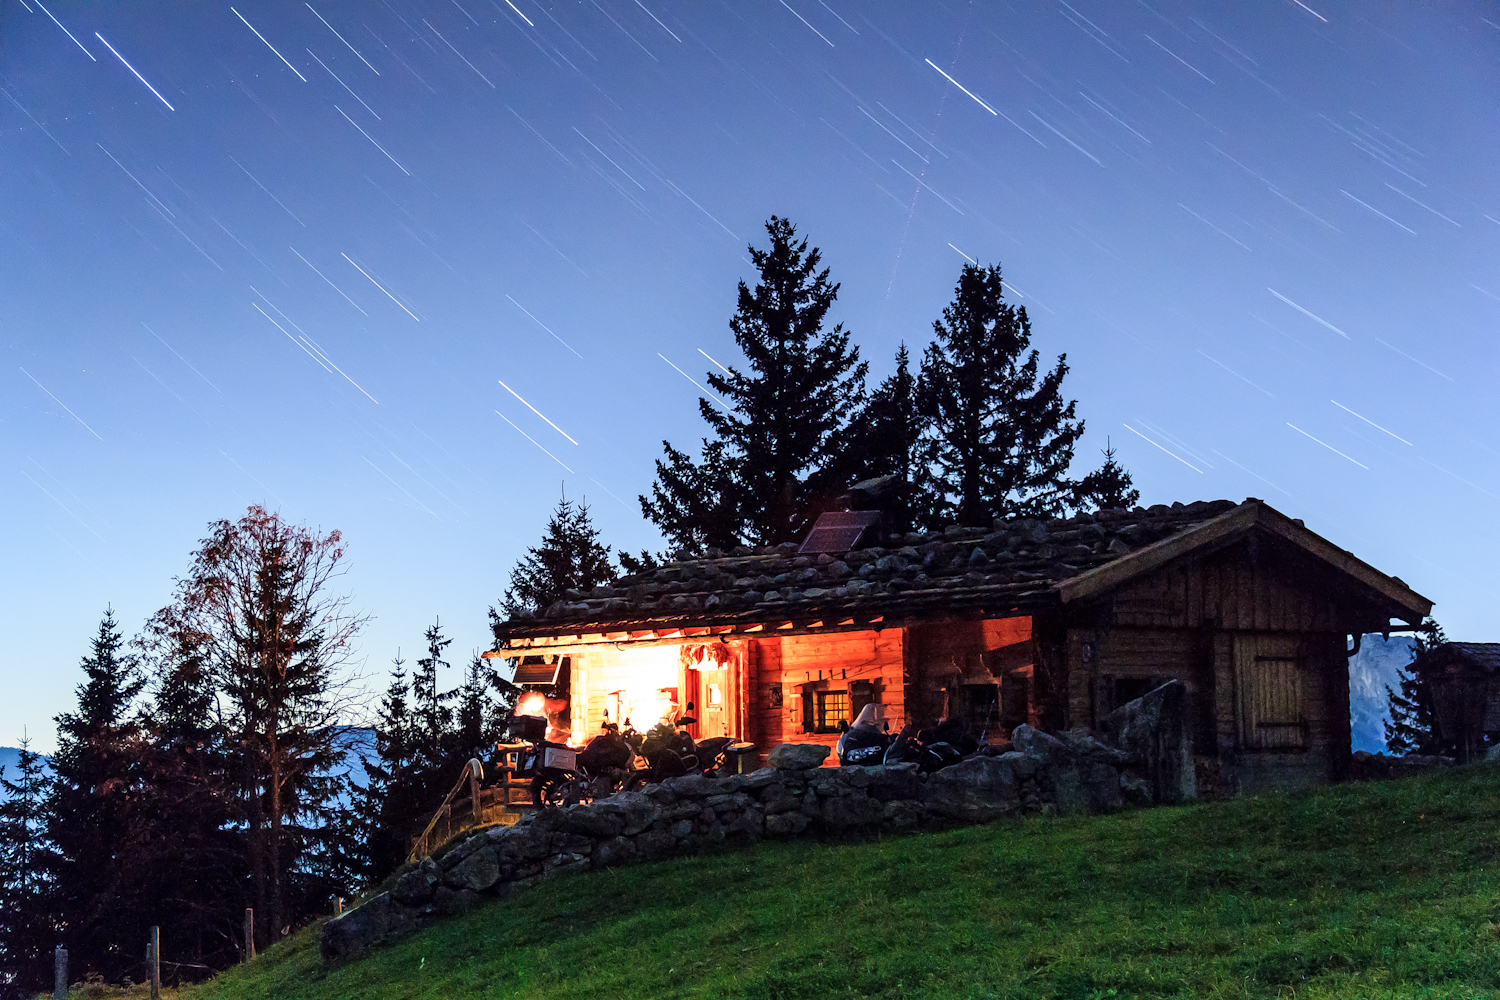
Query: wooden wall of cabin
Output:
[[903, 617, 1034, 741], [746, 629, 906, 761], [1063, 540, 1364, 795]]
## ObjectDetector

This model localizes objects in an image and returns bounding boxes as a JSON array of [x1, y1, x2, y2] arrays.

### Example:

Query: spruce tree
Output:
[[0, 736, 56, 995], [641, 216, 868, 551], [1385, 618, 1446, 755], [354, 655, 421, 879], [496, 494, 616, 617], [852, 343, 930, 533], [446, 652, 505, 767], [411, 621, 453, 783], [132, 631, 246, 975], [917, 263, 1085, 526], [48, 609, 148, 980], [1072, 438, 1140, 512]]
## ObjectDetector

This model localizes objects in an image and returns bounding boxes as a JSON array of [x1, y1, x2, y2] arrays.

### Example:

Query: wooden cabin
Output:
[[491, 499, 1431, 797]]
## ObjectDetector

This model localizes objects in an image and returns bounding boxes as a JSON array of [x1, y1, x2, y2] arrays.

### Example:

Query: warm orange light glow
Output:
[[517, 691, 546, 716]]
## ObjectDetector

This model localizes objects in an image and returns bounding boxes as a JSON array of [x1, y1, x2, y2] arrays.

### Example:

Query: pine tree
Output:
[[851, 343, 930, 533], [0, 736, 57, 995], [132, 630, 246, 975], [353, 655, 420, 881], [641, 216, 868, 551], [1385, 618, 1446, 756], [1072, 438, 1140, 512], [446, 652, 504, 767], [496, 494, 616, 618], [917, 263, 1085, 527], [410, 621, 453, 781], [47, 609, 148, 981]]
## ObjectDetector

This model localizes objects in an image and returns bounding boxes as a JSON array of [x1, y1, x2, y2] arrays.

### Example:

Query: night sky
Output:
[[3, 1, 1495, 751]]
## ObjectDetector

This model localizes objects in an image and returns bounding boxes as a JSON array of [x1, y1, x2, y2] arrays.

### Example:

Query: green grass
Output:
[[183, 764, 1500, 999]]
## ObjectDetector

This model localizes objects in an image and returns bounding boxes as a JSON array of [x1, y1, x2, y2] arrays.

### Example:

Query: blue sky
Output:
[[2, 1, 1495, 752]]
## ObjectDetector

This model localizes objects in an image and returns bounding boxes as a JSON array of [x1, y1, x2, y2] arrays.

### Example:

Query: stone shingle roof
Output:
[[1444, 644, 1500, 674], [492, 499, 1249, 641]]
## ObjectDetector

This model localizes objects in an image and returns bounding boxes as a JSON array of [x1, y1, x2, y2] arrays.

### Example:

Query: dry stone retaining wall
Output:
[[321, 718, 1167, 960]]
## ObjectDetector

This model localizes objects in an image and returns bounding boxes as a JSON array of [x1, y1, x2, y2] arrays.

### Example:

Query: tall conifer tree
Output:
[[642, 217, 868, 551], [0, 736, 56, 995], [852, 343, 930, 533], [47, 609, 147, 980], [917, 263, 1085, 526], [496, 494, 616, 617]]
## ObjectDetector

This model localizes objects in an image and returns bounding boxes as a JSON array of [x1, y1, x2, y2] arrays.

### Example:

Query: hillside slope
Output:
[[185, 764, 1500, 1000]]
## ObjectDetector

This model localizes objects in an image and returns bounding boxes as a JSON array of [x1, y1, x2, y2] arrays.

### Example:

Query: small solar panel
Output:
[[798, 510, 881, 555], [513, 659, 562, 685]]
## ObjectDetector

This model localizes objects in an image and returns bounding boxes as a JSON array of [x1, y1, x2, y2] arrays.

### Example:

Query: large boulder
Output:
[[444, 845, 500, 892], [321, 892, 420, 960], [767, 743, 831, 770], [922, 755, 1019, 822], [1104, 679, 1196, 803], [391, 859, 440, 906]]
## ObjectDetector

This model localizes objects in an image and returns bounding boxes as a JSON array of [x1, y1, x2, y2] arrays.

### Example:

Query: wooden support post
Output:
[[53, 945, 67, 1000], [149, 926, 160, 1000], [334, 896, 343, 915], [244, 907, 255, 961]]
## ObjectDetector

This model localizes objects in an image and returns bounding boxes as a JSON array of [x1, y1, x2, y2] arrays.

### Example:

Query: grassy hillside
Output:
[[178, 764, 1500, 1000]]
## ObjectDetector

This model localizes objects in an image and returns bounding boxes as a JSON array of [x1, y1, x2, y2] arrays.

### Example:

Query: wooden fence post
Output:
[[244, 907, 255, 961], [53, 945, 67, 1000], [149, 926, 160, 1000]]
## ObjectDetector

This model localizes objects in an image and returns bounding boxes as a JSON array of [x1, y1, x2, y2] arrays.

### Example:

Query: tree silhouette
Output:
[[918, 263, 1085, 527], [642, 216, 867, 551]]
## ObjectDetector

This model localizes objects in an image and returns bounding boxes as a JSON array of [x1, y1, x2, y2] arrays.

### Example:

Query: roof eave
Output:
[[1056, 500, 1432, 625]]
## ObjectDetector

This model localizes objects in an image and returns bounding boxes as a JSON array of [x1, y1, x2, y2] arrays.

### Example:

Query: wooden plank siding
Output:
[[746, 629, 906, 763], [1066, 541, 1359, 795]]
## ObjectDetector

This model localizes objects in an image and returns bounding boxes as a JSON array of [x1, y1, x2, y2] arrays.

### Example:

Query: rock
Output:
[[1011, 725, 1071, 767], [997, 751, 1039, 780], [496, 824, 553, 863], [320, 892, 420, 960], [821, 793, 884, 827], [922, 756, 1019, 822], [760, 783, 802, 815], [1120, 769, 1151, 805], [1059, 728, 1133, 765], [392, 861, 440, 906], [662, 773, 718, 797], [767, 743, 831, 770], [862, 763, 922, 801], [765, 811, 811, 836], [635, 829, 676, 859], [881, 799, 923, 828], [445, 846, 500, 892], [610, 790, 662, 835], [557, 803, 624, 839], [742, 767, 782, 790], [1104, 680, 1197, 803]]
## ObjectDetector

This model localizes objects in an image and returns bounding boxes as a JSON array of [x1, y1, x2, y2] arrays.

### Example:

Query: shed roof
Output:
[[1442, 643, 1500, 674], [493, 498, 1431, 649]]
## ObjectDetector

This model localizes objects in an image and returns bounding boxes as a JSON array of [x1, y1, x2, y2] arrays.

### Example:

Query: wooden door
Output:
[[698, 666, 729, 738], [1234, 635, 1306, 750]]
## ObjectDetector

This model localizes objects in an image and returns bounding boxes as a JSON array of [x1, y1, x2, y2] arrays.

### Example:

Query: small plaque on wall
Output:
[[768, 682, 783, 708]]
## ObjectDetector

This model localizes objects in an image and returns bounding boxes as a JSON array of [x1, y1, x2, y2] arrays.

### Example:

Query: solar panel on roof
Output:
[[514, 659, 562, 685], [799, 510, 881, 554]]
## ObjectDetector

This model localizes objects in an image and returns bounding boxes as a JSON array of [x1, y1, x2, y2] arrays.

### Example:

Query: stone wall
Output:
[[322, 717, 1169, 960]]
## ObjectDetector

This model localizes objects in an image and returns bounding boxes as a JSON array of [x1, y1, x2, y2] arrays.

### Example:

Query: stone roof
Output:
[[1443, 643, 1500, 674], [493, 499, 1252, 642]]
